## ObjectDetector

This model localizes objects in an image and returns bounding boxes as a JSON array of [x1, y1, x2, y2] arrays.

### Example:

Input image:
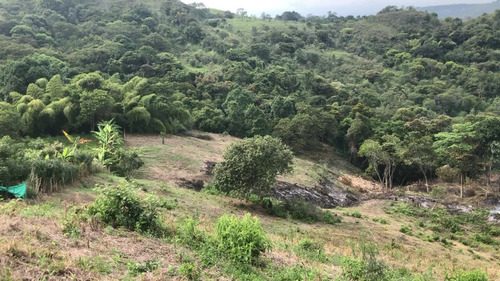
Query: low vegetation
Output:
[[0, 0, 498, 279]]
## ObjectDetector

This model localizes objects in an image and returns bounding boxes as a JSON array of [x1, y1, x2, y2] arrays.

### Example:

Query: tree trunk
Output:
[[420, 166, 429, 193], [460, 173, 464, 198]]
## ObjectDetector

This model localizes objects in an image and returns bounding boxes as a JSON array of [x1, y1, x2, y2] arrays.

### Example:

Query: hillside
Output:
[[0, 133, 499, 280], [0, 0, 499, 279], [417, 1, 500, 19]]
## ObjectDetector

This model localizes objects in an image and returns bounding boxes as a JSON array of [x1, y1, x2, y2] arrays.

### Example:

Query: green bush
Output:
[[430, 186, 447, 199], [87, 184, 166, 237], [263, 198, 341, 224], [109, 148, 144, 177], [271, 265, 320, 281], [177, 218, 206, 249], [29, 158, 79, 193], [62, 207, 86, 238], [400, 225, 413, 235], [214, 213, 270, 264], [445, 269, 488, 281], [295, 238, 329, 263], [178, 262, 201, 281], [127, 259, 159, 276]]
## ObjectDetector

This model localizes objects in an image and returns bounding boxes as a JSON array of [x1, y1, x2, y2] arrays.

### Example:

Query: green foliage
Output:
[[295, 238, 329, 263], [262, 198, 342, 224], [176, 218, 206, 248], [213, 136, 293, 200], [214, 213, 270, 264], [62, 207, 86, 238], [445, 270, 488, 281], [178, 262, 201, 281], [87, 184, 167, 237], [127, 259, 160, 276]]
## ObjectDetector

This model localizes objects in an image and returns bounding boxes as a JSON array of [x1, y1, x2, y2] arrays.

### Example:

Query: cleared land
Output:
[[0, 133, 498, 280]]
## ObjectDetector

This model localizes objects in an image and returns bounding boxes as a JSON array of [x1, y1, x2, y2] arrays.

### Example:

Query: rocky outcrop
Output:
[[273, 180, 359, 208]]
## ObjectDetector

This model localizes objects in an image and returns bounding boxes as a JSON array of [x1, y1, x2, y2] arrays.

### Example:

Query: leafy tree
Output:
[[401, 133, 436, 191], [433, 123, 479, 197], [0, 102, 22, 137], [359, 135, 402, 189], [45, 74, 65, 99], [213, 136, 293, 200], [78, 89, 115, 131]]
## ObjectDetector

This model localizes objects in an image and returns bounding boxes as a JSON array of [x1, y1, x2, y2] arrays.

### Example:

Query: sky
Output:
[[180, 0, 493, 17]]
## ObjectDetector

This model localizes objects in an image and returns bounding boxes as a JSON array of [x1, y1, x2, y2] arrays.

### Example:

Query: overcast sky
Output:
[[180, 0, 493, 16]]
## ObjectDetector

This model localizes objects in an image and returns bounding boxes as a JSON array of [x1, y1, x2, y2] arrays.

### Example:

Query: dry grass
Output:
[[1, 133, 499, 280]]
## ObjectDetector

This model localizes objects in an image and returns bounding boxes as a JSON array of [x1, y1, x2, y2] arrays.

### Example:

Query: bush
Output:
[[109, 148, 144, 177], [400, 225, 413, 235], [430, 186, 447, 199], [445, 269, 488, 281], [29, 158, 79, 193], [212, 136, 293, 199], [295, 238, 328, 262], [263, 198, 341, 224], [178, 262, 201, 281], [177, 218, 206, 248], [436, 165, 458, 183], [271, 265, 320, 281], [62, 207, 86, 238], [214, 213, 270, 264], [87, 184, 166, 236], [127, 259, 160, 276]]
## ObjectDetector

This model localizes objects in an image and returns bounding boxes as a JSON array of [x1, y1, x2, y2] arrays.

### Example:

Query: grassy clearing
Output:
[[0, 134, 498, 280]]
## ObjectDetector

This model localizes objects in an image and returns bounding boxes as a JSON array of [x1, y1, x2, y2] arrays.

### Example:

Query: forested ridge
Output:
[[0, 0, 499, 190]]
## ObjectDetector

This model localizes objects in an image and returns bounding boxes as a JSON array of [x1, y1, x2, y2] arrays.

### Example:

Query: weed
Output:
[[87, 184, 168, 237], [445, 269, 488, 280], [177, 218, 206, 249], [127, 259, 160, 276], [294, 238, 329, 263], [473, 233, 496, 245], [399, 225, 413, 235], [214, 213, 270, 264], [77, 256, 112, 274], [61, 207, 86, 238], [270, 265, 320, 281], [178, 262, 201, 281], [262, 198, 341, 224]]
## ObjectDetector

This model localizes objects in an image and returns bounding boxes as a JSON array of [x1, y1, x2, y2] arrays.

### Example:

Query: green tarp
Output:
[[0, 182, 27, 198]]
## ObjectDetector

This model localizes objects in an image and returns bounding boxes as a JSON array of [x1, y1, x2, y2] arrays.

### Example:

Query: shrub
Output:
[[214, 213, 270, 264], [263, 198, 341, 224], [295, 238, 328, 263], [178, 262, 201, 281], [271, 265, 320, 281], [430, 186, 447, 199], [436, 165, 458, 183], [340, 256, 387, 281], [400, 225, 413, 235], [445, 269, 488, 281], [127, 259, 159, 276], [62, 207, 86, 238], [212, 136, 293, 200], [87, 184, 166, 236], [29, 158, 79, 193], [177, 218, 206, 248], [109, 148, 144, 177]]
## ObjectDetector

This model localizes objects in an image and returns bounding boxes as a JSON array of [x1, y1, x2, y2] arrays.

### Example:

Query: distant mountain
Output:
[[417, 0, 500, 19]]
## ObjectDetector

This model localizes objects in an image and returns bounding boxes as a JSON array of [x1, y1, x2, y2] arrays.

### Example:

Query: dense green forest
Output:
[[0, 0, 499, 192]]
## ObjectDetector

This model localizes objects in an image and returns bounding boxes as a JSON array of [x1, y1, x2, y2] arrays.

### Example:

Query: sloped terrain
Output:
[[1, 133, 498, 280]]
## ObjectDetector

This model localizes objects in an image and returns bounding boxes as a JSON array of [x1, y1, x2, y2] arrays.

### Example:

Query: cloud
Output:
[[181, 0, 493, 16]]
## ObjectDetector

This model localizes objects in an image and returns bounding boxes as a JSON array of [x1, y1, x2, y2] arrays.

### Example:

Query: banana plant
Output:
[[92, 119, 123, 166]]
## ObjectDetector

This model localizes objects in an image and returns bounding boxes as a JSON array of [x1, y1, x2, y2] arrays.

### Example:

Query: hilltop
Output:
[[417, 1, 500, 19]]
